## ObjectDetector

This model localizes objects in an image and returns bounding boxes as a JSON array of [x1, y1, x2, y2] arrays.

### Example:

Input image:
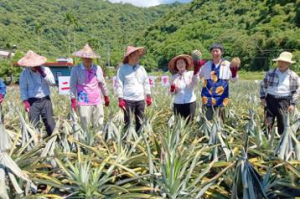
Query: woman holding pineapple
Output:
[[168, 54, 203, 123]]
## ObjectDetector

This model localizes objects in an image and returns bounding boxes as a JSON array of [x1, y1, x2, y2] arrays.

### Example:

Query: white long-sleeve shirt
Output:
[[117, 64, 151, 101], [199, 60, 238, 82], [19, 67, 55, 101], [267, 68, 291, 97], [171, 71, 198, 104]]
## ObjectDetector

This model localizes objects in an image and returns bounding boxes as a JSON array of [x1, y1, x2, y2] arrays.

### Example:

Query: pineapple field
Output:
[[0, 80, 300, 199]]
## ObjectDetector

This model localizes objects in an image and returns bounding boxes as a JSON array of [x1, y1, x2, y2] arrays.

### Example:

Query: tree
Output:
[[64, 12, 79, 55], [0, 50, 23, 84], [34, 22, 43, 54]]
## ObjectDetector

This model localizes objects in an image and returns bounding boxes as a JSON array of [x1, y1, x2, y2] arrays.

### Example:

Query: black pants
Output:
[[202, 106, 225, 122], [124, 100, 145, 132], [265, 94, 290, 135], [28, 96, 56, 136], [173, 101, 196, 123]]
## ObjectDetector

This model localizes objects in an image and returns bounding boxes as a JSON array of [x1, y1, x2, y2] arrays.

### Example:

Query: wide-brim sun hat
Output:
[[273, 51, 295, 64], [17, 50, 47, 67], [73, 43, 100, 59], [123, 46, 146, 63], [168, 54, 194, 74]]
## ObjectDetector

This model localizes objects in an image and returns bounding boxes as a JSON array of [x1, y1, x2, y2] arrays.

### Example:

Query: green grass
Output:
[[148, 70, 266, 81], [237, 71, 265, 80]]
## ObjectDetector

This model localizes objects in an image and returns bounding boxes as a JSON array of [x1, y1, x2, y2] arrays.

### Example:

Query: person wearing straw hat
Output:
[[260, 51, 300, 135], [116, 46, 152, 132], [18, 50, 56, 136], [168, 54, 199, 123], [0, 78, 6, 105], [196, 43, 239, 121], [70, 44, 110, 132]]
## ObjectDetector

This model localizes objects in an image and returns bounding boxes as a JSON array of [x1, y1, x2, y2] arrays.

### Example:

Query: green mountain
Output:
[[0, 0, 179, 65], [1, 0, 300, 75], [136, 0, 300, 71]]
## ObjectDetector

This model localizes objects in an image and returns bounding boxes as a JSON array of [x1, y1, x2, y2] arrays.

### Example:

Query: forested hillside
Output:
[[136, 0, 300, 71], [1, 0, 299, 74], [0, 0, 178, 64]]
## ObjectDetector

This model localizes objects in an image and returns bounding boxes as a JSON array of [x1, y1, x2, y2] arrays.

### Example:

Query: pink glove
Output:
[[193, 60, 206, 75], [104, 96, 110, 107], [23, 100, 30, 112], [118, 98, 126, 110], [36, 66, 46, 77], [146, 95, 152, 107], [170, 84, 176, 93], [71, 98, 77, 111], [0, 94, 4, 104], [230, 66, 238, 78]]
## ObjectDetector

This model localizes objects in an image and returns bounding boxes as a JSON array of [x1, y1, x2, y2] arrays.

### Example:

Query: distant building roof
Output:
[[0, 50, 14, 58], [56, 57, 73, 63], [44, 62, 73, 67]]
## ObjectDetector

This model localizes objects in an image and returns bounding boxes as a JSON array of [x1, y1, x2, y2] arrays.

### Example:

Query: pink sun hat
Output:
[[123, 46, 146, 63], [73, 43, 100, 59], [17, 50, 47, 67]]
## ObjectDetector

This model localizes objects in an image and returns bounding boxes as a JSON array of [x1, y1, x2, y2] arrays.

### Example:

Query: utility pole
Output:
[[107, 23, 111, 68], [8, 44, 17, 85], [120, 16, 127, 55], [107, 43, 110, 67]]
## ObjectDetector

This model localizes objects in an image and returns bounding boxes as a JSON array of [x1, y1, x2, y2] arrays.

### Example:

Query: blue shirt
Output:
[[19, 67, 55, 101], [0, 79, 6, 96]]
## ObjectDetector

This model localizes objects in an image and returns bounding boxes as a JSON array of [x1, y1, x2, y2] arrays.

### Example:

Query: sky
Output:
[[108, 0, 192, 7]]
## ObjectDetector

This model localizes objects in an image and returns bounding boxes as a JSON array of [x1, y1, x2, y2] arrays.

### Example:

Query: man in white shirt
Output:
[[19, 50, 56, 136], [117, 46, 152, 132], [260, 51, 300, 135], [195, 43, 239, 121]]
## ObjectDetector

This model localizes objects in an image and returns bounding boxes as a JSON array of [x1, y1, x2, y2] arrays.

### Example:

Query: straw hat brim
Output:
[[273, 58, 295, 64], [168, 55, 193, 74], [73, 51, 100, 59], [17, 56, 47, 67], [123, 47, 146, 62]]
